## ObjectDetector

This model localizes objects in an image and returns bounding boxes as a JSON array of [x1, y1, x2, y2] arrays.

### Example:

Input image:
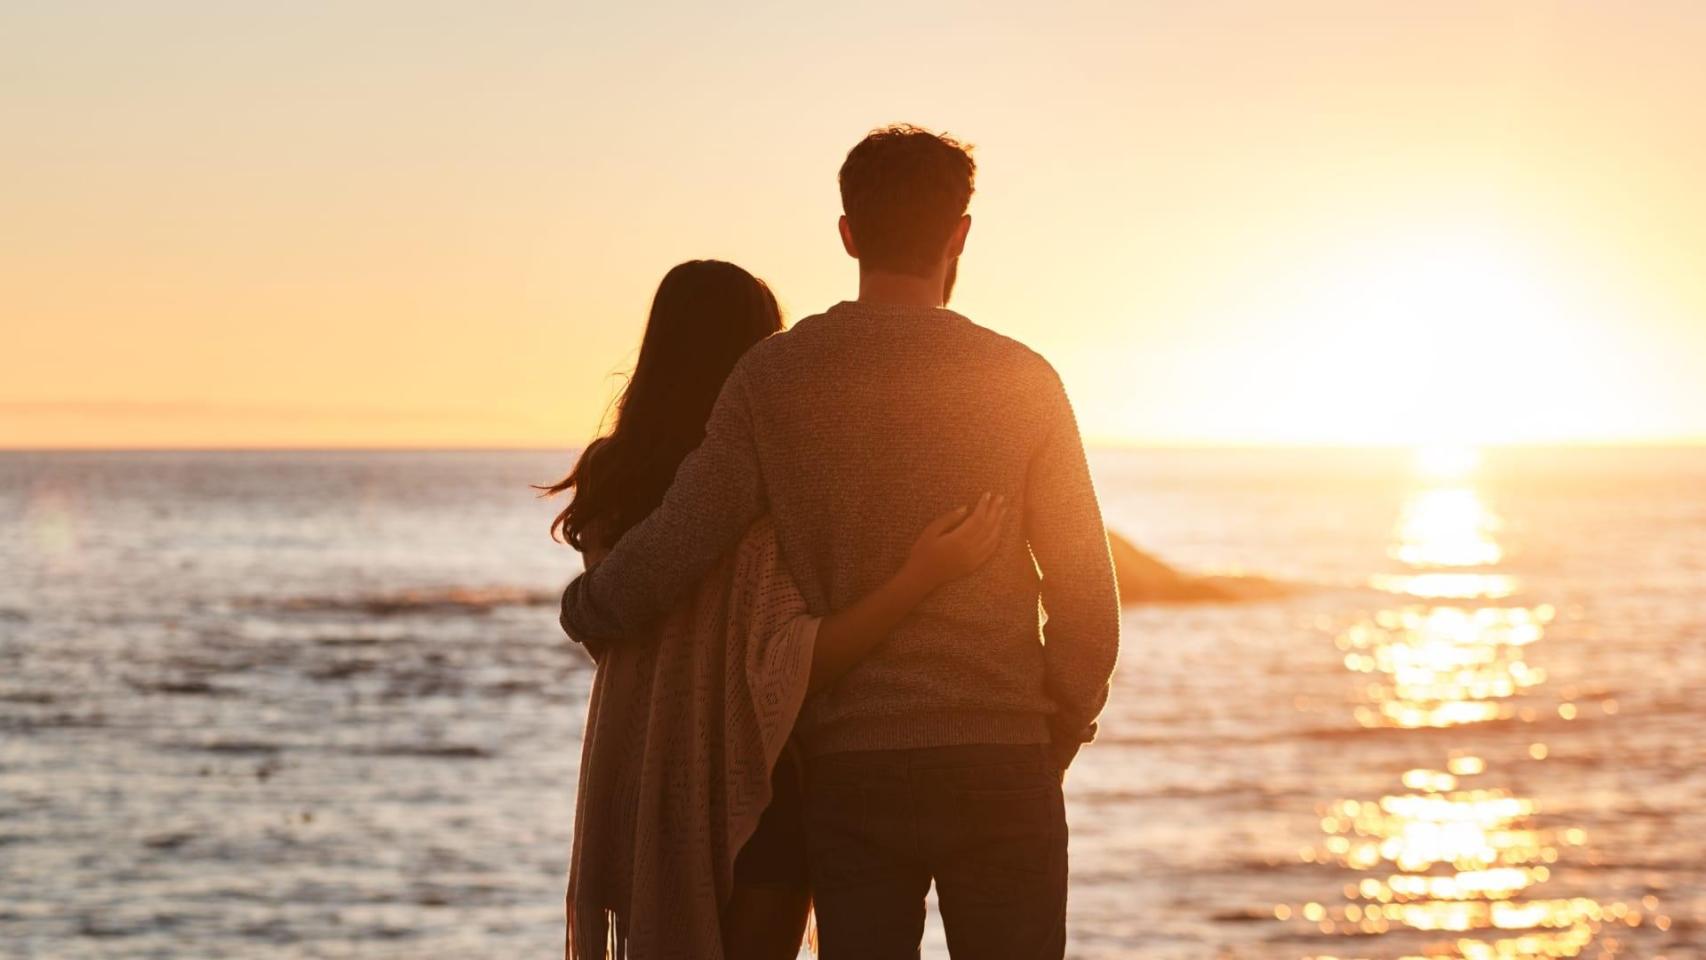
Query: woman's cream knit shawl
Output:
[[567, 518, 818, 959]]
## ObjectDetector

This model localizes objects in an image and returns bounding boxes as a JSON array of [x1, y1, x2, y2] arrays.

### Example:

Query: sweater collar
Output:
[[826, 300, 970, 323]]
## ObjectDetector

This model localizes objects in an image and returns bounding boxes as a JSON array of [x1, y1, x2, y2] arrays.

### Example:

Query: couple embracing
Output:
[[549, 124, 1121, 959]]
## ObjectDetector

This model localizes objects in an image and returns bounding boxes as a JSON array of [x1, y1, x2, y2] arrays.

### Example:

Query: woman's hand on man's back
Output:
[[900, 493, 1007, 593]]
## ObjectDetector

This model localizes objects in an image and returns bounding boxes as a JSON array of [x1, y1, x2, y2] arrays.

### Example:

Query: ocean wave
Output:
[[1076, 782, 1304, 803], [352, 743, 493, 759], [164, 738, 493, 760], [249, 586, 556, 617], [125, 676, 237, 697]]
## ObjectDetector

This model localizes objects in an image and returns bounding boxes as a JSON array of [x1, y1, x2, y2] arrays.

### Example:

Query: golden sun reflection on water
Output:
[[1285, 450, 1662, 959], [1372, 484, 1512, 600], [1391, 488, 1504, 568], [1341, 606, 1551, 730]]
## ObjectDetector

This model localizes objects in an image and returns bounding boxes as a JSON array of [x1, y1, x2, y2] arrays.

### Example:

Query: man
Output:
[[561, 124, 1120, 958]]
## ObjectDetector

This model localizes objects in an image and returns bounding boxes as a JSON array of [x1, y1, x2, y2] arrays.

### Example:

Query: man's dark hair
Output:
[[838, 124, 976, 277]]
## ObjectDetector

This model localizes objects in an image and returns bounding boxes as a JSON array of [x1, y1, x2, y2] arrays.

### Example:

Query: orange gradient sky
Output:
[[4, 1, 1704, 449]]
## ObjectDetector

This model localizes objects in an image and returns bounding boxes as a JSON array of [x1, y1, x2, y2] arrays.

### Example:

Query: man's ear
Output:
[[838, 215, 859, 259], [946, 214, 972, 258]]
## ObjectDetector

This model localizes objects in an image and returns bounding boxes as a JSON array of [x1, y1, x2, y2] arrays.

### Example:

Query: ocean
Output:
[[2, 447, 1702, 959]]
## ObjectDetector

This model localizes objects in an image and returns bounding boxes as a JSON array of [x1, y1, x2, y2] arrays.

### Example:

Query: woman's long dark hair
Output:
[[540, 260, 782, 550]]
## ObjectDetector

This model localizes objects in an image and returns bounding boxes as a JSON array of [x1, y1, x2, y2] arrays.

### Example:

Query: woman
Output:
[[541, 260, 1005, 960]]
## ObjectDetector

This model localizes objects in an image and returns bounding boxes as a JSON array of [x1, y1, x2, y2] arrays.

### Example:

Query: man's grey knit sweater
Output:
[[560, 300, 1121, 764]]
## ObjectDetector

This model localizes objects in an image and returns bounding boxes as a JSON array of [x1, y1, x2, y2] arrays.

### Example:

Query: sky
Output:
[[4, 0, 1704, 448]]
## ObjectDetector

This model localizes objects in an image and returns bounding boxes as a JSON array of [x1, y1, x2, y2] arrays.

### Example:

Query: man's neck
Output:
[[855, 269, 946, 308]]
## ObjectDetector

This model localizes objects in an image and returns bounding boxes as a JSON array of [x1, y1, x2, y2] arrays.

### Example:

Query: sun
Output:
[[1092, 220, 1638, 448], [1266, 224, 1622, 446]]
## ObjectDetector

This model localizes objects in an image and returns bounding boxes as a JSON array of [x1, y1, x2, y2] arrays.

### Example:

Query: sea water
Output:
[[2, 448, 1701, 958]]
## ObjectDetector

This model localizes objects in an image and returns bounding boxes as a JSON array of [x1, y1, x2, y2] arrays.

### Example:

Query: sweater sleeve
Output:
[[559, 361, 768, 646], [1024, 372, 1122, 768]]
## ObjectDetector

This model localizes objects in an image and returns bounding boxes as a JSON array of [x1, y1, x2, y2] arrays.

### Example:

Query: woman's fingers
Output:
[[924, 504, 971, 538], [945, 495, 988, 539], [949, 494, 1006, 566], [924, 494, 1008, 569], [948, 495, 992, 542]]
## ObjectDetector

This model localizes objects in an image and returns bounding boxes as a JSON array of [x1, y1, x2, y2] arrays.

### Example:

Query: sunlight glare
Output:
[[1416, 445, 1482, 482]]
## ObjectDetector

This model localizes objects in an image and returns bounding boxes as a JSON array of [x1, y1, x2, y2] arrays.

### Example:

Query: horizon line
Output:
[[4, 439, 1705, 455]]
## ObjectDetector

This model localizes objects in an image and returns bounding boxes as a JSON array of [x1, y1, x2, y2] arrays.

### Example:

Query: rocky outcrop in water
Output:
[[1107, 530, 1293, 605]]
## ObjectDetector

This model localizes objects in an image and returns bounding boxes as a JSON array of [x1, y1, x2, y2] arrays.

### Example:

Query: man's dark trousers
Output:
[[803, 743, 1068, 959]]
